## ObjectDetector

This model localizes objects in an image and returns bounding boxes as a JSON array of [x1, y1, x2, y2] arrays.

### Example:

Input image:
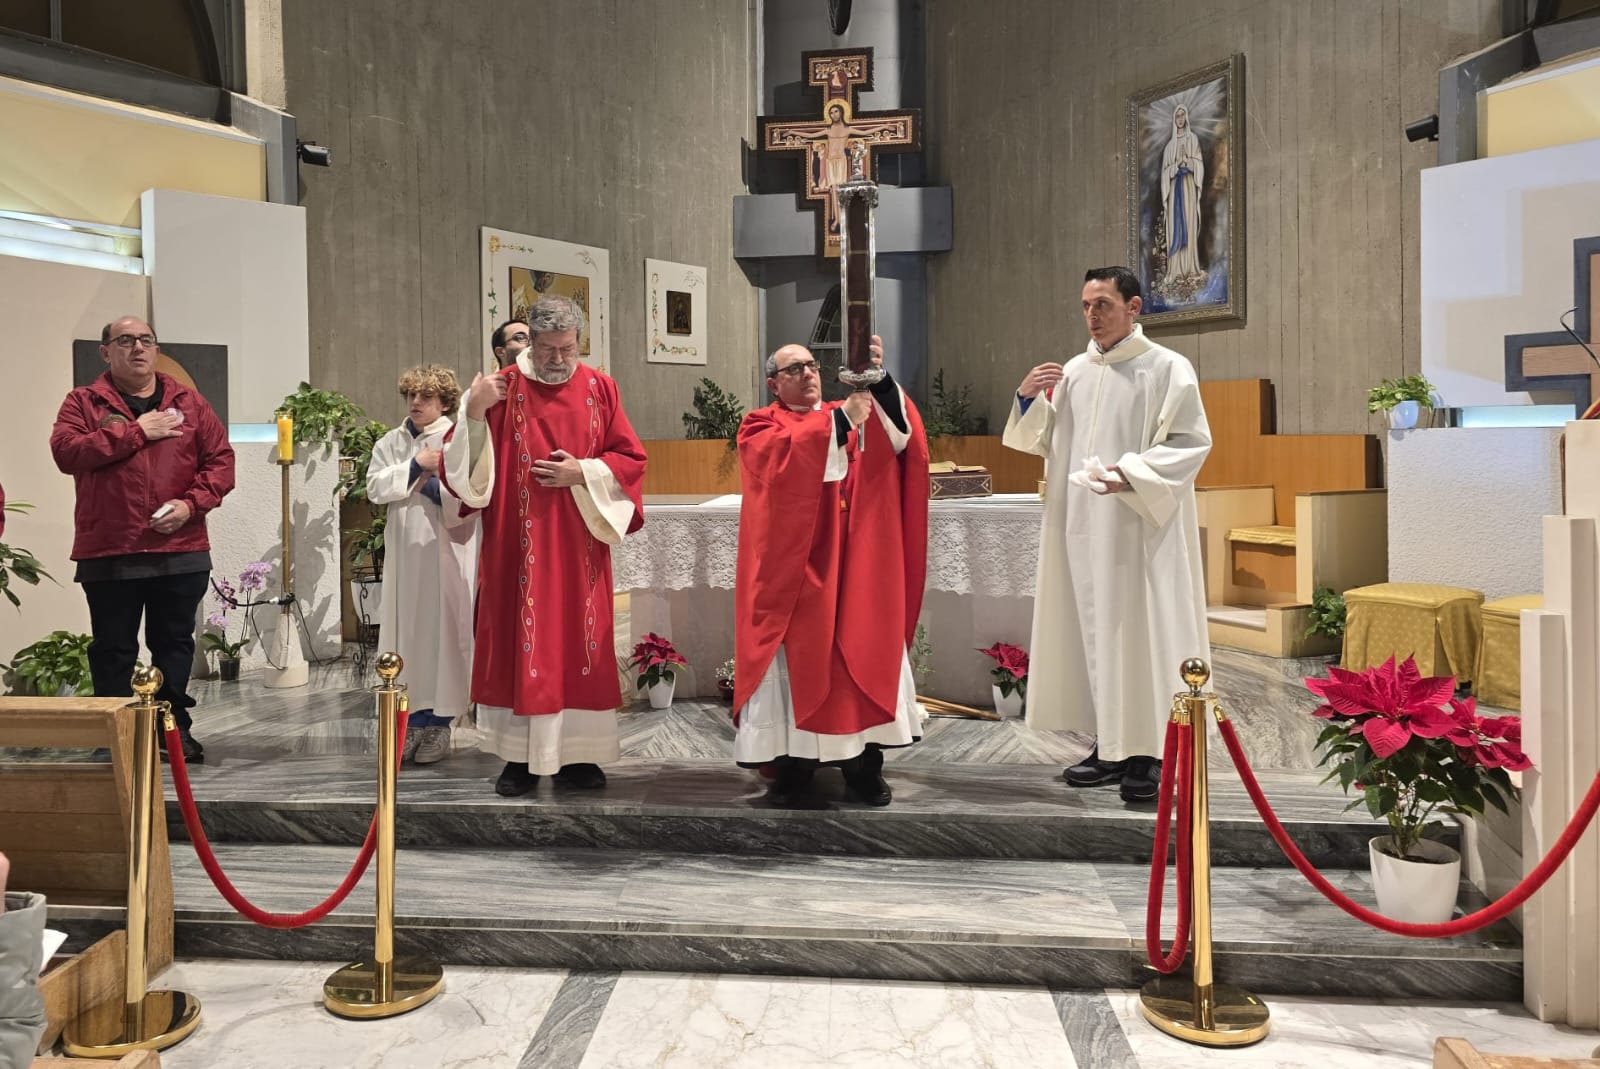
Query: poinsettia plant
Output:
[[628, 632, 687, 690], [1307, 655, 1531, 861], [978, 642, 1029, 700]]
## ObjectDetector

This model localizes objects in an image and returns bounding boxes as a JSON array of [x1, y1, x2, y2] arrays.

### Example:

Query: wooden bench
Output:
[[1193, 379, 1386, 657]]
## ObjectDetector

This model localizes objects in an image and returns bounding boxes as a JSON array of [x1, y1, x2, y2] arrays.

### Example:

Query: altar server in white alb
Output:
[[367, 365, 479, 766], [1004, 266, 1211, 803]]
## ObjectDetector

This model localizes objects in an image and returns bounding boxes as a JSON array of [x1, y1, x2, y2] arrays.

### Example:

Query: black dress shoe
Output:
[[553, 762, 607, 789], [1064, 743, 1126, 787], [1119, 756, 1162, 803], [157, 729, 205, 764], [495, 761, 539, 796], [842, 749, 892, 807], [764, 760, 816, 807]]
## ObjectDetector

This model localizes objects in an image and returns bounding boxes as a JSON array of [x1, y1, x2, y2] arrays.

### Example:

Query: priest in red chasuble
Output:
[[733, 337, 929, 807], [442, 295, 646, 797]]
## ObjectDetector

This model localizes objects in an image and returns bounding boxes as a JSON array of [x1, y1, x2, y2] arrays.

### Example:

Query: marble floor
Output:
[[41, 960, 1598, 1069]]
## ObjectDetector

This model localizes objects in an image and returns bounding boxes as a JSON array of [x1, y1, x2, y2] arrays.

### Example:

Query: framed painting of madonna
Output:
[[1126, 54, 1245, 327]]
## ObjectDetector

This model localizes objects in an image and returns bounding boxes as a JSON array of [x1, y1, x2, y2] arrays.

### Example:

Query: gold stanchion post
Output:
[[1139, 658, 1271, 1047], [323, 652, 443, 1018], [63, 666, 201, 1056]]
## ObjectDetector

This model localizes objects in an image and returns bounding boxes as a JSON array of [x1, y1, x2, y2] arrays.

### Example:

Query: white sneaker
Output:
[[412, 725, 452, 765]]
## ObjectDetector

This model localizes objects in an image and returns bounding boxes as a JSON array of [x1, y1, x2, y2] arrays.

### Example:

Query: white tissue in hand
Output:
[[1067, 455, 1123, 495]]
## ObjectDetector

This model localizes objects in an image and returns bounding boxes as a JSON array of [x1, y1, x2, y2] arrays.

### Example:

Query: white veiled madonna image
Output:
[[1160, 104, 1205, 287], [1137, 72, 1229, 309]]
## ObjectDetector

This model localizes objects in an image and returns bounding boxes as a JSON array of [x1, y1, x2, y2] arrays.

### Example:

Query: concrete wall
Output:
[[922, 0, 1500, 436], [280, 0, 760, 439]]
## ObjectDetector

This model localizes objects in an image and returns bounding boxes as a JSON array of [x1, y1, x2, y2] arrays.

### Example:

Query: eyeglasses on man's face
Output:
[[774, 360, 820, 378], [109, 334, 157, 350], [502, 331, 530, 345]]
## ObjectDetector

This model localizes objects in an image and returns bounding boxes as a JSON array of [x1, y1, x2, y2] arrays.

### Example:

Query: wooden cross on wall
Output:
[[758, 48, 920, 258], [1505, 235, 1600, 413]]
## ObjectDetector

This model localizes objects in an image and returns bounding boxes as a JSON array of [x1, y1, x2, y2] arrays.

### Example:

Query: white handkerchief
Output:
[[41, 928, 68, 970], [1067, 455, 1124, 495]]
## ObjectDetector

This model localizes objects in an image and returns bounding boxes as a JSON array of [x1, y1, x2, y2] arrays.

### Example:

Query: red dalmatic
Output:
[[733, 398, 928, 733], [446, 364, 645, 716]]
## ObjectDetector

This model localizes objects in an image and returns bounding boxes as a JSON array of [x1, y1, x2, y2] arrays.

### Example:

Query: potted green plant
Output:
[[337, 419, 391, 502], [681, 378, 745, 448], [1307, 655, 1529, 923], [1366, 374, 1436, 430], [346, 512, 386, 638], [4, 631, 93, 696], [715, 658, 736, 702], [278, 382, 365, 455], [0, 500, 53, 609], [628, 632, 687, 709], [203, 561, 273, 680], [1304, 586, 1346, 657], [924, 368, 987, 442]]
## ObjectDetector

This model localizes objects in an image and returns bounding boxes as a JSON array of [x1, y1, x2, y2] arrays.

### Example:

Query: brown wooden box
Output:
[[929, 468, 993, 500]]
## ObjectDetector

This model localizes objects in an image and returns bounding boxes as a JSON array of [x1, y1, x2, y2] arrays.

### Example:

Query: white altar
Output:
[[614, 494, 1042, 706]]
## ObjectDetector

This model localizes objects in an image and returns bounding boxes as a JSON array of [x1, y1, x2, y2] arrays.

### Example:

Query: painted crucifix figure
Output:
[[759, 48, 920, 258], [1505, 236, 1600, 418]]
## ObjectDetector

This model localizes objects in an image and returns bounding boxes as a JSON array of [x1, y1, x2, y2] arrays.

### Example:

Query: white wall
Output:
[[1387, 427, 1563, 600], [142, 189, 310, 423], [1420, 139, 1600, 408], [0, 254, 147, 662]]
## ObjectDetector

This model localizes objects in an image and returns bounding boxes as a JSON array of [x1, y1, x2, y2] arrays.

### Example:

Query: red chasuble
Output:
[[448, 363, 645, 716], [733, 396, 929, 734]]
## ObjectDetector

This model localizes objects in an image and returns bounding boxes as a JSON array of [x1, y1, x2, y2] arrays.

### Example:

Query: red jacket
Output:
[[50, 372, 236, 560]]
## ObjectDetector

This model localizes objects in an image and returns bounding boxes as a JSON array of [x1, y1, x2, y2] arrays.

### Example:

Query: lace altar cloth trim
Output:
[[614, 497, 1042, 598]]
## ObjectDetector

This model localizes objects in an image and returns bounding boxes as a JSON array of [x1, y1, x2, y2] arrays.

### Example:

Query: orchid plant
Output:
[[202, 561, 274, 660], [978, 642, 1029, 701], [628, 632, 687, 691], [1307, 655, 1531, 861]]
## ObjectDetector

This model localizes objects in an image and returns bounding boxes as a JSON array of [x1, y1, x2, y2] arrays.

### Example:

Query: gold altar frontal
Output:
[[1342, 582, 1484, 680], [1475, 594, 1542, 709]]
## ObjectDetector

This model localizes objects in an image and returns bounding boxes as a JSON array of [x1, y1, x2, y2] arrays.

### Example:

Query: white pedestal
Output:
[[261, 605, 308, 689], [1523, 420, 1600, 1024]]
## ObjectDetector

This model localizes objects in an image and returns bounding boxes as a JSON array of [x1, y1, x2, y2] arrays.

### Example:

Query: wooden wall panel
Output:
[[281, 0, 759, 439], [923, 0, 1499, 438]]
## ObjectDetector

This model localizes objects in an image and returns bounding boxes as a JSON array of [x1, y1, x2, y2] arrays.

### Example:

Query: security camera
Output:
[[296, 140, 332, 167], [1404, 115, 1439, 143]]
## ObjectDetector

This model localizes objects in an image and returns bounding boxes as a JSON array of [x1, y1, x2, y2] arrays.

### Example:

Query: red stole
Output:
[[459, 364, 645, 715], [733, 398, 929, 734]]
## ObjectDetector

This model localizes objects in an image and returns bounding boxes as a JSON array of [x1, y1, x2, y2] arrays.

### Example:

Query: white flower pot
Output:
[[647, 677, 676, 709], [1368, 836, 1460, 924], [1388, 400, 1420, 430], [992, 684, 1025, 718]]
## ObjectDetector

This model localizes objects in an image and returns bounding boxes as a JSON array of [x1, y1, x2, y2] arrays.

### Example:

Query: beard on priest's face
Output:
[[531, 329, 580, 385]]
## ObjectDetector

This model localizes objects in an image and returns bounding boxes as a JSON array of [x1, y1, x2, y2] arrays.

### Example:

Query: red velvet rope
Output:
[[1145, 719, 1195, 973], [163, 716, 405, 929], [1217, 717, 1600, 938]]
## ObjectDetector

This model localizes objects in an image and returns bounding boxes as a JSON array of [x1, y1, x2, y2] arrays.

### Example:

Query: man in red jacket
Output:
[[49, 316, 236, 761]]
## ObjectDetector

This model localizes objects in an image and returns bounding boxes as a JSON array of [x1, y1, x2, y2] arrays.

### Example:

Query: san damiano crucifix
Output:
[[758, 48, 920, 258]]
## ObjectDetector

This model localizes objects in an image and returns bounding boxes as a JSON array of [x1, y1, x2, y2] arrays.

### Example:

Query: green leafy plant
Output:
[[911, 622, 933, 681], [346, 511, 387, 576], [628, 632, 687, 690], [1304, 586, 1347, 640], [1366, 374, 1436, 413], [337, 420, 391, 502], [279, 382, 365, 451], [682, 378, 745, 447], [0, 501, 53, 609], [4, 630, 93, 696], [923, 369, 986, 440]]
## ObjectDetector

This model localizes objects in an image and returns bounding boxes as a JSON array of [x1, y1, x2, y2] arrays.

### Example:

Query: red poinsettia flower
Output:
[[1456, 702, 1531, 771], [1303, 655, 1457, 758], [977, 642, 1029, 681], [630, 632, 688, 670]]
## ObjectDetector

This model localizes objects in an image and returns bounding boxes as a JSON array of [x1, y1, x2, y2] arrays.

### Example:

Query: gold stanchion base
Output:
[[1139, 976, 1270, 1047], [323, 958, 444, 1019], [62, 990, 202, 1057]]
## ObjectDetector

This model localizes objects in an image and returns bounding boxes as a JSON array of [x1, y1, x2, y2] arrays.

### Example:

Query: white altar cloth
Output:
[[615, 495, 1041, 705]]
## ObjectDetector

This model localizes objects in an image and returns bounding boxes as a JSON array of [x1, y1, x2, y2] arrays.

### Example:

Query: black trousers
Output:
[[81, 572, 211, 731]]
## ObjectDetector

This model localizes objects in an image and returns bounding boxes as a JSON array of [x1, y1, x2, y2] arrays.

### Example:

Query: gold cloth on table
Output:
[[1474, 594, 1542, 710], [1342, 582, 1485, 681], [1227, 525, 1297, 547]]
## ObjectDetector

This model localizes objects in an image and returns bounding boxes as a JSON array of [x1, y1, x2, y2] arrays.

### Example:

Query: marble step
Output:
[[165, 754, 1450, 868], [51, 843, 1519, 1001], [165, 752, 1452, 870]]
